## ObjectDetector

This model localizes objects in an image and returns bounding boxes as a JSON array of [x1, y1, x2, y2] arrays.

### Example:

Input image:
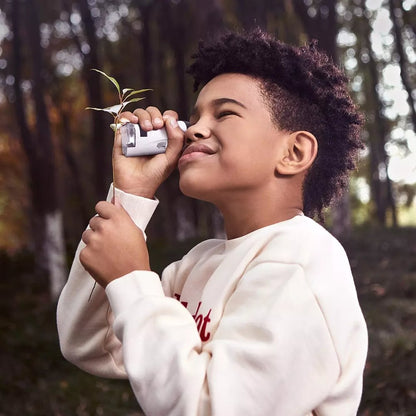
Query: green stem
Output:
[[112, 113, 120, 204]]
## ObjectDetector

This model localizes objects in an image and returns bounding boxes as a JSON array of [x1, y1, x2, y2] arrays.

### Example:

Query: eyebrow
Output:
[[190, 97, 247, 118], [211, 98, 247, 109]]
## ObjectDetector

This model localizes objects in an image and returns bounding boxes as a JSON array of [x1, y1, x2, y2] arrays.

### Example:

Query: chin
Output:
[[179, 178, 203, 199], [179, 176, 215, 202]]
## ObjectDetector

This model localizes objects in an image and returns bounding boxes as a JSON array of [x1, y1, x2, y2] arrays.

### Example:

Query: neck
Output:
[[215, 186, 303, 240]]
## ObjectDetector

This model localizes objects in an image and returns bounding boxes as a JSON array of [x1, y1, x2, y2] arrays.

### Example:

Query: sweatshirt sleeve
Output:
[[56, 184, 159, 378], [105, 261, 342, 416]]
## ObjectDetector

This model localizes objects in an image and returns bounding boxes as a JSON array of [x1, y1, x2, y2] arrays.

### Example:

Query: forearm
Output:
[[56, 185, 159, 377]]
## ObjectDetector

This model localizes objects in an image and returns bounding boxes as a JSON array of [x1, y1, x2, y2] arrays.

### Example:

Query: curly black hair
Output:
[[187, 28, 364, 219]]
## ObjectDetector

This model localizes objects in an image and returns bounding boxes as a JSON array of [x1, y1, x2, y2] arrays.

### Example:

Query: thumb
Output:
[[113, 129, 123, 157], [164, 116, 185, 162]]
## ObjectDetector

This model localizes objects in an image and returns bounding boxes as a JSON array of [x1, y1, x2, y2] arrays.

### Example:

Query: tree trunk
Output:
[[135, 0, 155, 89], [360, 0, 397, 226], [194, 0, 224, 37], [361, 9, 387, 224], [293, 0, 339, 60], [60, 108, 90, 228], [388, 0, 416, 132], [385, 1, 413, 225], [11, 0, 67, 300], [293, 0, 353, 236], [331, 192, 351, 238], [161, 0, 190, 119], [76, 0, 112, 200]]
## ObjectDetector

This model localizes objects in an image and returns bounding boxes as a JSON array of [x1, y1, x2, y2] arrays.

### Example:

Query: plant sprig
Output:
[[86, 68, 152, 131]]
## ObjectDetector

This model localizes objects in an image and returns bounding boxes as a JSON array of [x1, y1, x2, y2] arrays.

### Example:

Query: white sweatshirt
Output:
[[57, 186, 368, 416]]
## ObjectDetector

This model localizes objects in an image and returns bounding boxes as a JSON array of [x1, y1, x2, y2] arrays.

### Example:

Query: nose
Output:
[[185, 121, 210, 144]]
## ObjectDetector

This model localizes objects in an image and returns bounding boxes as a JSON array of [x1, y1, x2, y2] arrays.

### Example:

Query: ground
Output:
[[0, 226, 415, 415]]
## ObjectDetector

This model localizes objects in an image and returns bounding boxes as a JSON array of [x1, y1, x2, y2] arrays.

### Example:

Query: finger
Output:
[[118, 111, 139, 124], [82, 228, 93, 245], [162, 110, 179, 121], [133, 108, 154, 131], [146, 106, 164, 129], [95, 201, 116, 219], [89, 215, 106, 231]]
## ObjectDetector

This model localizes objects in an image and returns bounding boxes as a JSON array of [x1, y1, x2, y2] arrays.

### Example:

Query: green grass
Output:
[[1, 227, 415, 415]]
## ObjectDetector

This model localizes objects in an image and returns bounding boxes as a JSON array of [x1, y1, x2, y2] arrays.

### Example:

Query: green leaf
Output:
[[122, 88, 134, 98], [85, 106, 105, 111], [91, 69, 120, 94], [85, 106, 113, 113], [106, 103, 124, 113], [122, 97, 146, 108], [125, 88, 153, 100], [85, 105, 121, 116]]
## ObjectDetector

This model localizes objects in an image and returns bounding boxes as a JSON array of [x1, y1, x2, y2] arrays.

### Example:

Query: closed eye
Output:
[[217, 110, 237, 119]]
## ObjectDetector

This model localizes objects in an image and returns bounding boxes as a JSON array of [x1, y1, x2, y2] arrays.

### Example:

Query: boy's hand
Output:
[[80, 201, 150, 288], [113, 107, 185, 198]]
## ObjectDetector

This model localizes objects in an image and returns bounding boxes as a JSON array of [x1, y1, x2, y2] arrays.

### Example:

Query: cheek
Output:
[[221, 148, 275, 178], [177, 144, 276, 198]]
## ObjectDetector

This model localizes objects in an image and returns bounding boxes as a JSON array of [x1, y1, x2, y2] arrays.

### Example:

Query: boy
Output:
[[57, 29, 368, 415]]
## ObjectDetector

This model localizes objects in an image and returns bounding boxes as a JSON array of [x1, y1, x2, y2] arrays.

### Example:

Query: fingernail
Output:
[[144, 120, 152, 129], [154, 117, 163, 126], [169, 117, 178, 128]]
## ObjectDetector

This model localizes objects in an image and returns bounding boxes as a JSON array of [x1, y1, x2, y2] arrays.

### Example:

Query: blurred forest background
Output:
[[0, 0, 415, 415]]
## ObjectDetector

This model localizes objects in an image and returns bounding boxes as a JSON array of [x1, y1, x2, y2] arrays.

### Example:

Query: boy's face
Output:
[[178, 73, 290, 204]]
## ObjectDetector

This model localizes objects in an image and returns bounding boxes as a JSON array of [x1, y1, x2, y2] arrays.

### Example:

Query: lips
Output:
[[181, 143, 216, 157], [178, 143, 216, 167]]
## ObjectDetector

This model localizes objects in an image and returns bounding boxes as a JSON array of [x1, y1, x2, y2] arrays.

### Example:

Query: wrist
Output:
[[113, 183, 157, 199]]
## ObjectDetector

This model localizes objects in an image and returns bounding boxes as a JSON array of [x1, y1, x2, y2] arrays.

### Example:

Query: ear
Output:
[[276, 131, 318, 175]]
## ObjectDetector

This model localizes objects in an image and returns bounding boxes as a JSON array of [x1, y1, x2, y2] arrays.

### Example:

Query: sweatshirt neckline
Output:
[[223, 214, 305, 250]]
